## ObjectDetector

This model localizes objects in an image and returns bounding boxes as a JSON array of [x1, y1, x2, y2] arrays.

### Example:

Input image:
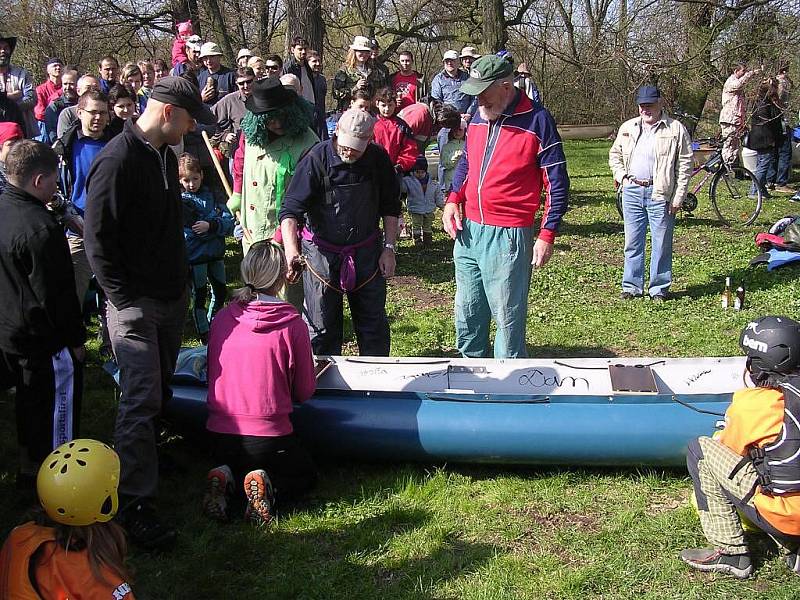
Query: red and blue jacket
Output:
[[447, 91, 569, 243]]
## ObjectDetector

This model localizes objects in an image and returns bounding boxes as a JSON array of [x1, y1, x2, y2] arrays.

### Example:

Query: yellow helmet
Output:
[[37, 439, 120, 526]]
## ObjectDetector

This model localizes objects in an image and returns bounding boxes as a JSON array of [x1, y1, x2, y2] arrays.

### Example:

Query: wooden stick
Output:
[[200, 129, 252, 244]]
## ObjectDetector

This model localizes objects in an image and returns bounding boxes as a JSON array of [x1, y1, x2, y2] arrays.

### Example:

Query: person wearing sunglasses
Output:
[[211, 67, 255, 162]]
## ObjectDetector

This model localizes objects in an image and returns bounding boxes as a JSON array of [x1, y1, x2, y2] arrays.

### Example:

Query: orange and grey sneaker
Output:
[[202, 465, 233, 522], [243, 469, 275, 526], [680, 547, 753, 579]]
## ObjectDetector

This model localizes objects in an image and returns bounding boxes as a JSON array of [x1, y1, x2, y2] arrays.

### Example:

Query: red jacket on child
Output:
[[372, 115, 418, 172]]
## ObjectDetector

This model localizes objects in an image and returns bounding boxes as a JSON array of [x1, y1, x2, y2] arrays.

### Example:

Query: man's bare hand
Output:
[[379, 248, 396, 278], [442, 203, 462, 239], [532, 238, 554, 268]]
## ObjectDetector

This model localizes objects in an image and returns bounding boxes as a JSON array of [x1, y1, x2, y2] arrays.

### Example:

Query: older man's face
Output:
[[638, 100, 663, 126], [478, 79, 513, 121]]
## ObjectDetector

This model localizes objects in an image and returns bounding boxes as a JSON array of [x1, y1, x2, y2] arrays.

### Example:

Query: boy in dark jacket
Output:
[[179, 153, 234, 343], [0, 140, 86, 489]]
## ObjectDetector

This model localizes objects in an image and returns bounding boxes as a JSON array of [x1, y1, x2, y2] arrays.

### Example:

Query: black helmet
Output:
[[739, 315, 800, 375]]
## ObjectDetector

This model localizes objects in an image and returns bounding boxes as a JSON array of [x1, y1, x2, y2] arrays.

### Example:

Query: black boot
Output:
[[422, 232, 432, 247]]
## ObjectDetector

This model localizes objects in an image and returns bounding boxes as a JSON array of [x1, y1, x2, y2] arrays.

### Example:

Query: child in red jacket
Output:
[[203, 240, 317, 525], [372, 86, 417, 173]]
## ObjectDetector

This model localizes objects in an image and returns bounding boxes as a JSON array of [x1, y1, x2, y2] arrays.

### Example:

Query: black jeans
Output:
[[1, 347, 83, 468], [301, 238, 390, 356], [213, 432, 317, 508]]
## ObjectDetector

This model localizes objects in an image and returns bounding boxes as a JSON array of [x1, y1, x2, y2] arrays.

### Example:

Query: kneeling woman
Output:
[[203, 241, 317, 524]]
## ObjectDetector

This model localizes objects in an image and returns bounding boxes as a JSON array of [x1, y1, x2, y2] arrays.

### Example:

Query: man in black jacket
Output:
[[84, 76, 215, 550], [284, 37, 327, 139], [0, 140, 86, 490]]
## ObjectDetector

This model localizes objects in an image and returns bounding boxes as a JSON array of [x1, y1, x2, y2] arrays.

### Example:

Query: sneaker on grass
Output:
[[117, 501, 177, 550], [243, 469, 275, 526], [202, 464, 234, 522], [787, 552, 800, 576], [680, 547, 753, 579]]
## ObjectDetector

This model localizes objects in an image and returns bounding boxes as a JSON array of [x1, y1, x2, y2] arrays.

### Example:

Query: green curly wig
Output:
[[240, 97, 316, 148]]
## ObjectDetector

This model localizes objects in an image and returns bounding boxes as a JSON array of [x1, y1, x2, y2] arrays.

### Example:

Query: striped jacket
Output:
[[447, 91, 569, 243]]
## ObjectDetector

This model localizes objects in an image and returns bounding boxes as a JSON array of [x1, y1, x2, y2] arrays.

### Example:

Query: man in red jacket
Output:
[[442, 55, 569, 358]]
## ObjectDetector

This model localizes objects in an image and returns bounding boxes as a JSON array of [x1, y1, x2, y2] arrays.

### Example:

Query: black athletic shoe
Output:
[[619, 292, 641, 300], [787, 552, 800, 576], [680, 547, 753, 579], [118, 501, 177, 551]]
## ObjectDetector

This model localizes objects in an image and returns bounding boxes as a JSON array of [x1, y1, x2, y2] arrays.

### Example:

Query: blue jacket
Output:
[[430, 69, 477, 115], [402, 174, 444, 214], [182, 187, 234, 264]]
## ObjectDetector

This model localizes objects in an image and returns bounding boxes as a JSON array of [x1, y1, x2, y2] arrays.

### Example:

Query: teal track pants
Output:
[[453, 218, 534, 358]]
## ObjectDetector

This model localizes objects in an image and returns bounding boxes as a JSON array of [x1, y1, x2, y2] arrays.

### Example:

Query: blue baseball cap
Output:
[[635, 86, 661, 104]]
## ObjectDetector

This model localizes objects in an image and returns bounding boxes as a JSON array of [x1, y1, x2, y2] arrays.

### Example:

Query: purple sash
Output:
[[301, 228, 380, 292]]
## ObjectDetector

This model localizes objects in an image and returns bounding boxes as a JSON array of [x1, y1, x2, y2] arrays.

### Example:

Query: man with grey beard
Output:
[[279, 108, 401, 356], [442, 55, 569, 359]]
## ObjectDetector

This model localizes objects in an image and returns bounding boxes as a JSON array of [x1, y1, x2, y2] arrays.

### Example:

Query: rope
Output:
[[299, 255, 381, 294]]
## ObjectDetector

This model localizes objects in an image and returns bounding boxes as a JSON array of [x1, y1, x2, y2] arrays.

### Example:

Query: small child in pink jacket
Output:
[[171, 20, 194, 68], [203, 240, 317, 525]]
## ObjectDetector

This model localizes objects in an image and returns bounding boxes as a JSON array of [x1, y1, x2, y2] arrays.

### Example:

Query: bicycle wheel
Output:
[[616, 186, 623, 219], [710, 165, 763, 227]]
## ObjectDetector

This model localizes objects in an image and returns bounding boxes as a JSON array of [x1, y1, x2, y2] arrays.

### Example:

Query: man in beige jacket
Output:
[[609, 86, 693, 301], [720, 62, 760, 165]]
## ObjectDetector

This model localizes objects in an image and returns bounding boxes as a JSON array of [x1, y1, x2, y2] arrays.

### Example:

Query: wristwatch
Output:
[[384, 243, 396, 252]]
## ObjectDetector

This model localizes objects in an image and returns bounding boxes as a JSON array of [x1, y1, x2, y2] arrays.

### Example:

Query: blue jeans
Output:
[[621, 184, 675, 297], [752, 150, 773, 195], [772, 135, 792, 185], [190, 260, 227, 336], [454, 219, 534, 358]]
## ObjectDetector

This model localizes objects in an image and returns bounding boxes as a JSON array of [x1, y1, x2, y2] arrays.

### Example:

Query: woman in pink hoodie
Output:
[[203, 240, 317, 525]]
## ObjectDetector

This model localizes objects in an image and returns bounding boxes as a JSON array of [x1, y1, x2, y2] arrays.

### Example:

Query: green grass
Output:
[[3, 139, 800, 598]]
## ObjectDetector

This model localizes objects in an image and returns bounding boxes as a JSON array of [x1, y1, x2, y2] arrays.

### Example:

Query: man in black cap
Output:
[[609, 85, 692, 302], [0, 34, 36, 137], [84, 76, 215, 550]]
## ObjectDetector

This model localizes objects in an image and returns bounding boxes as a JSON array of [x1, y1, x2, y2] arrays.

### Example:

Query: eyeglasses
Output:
[[265, 64, 280, 71], [236, 79, 254, 87]]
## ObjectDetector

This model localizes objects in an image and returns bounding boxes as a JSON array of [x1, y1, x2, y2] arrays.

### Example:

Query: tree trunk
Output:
[[481, 0, 507, 54], [203, 0, 235, 63], [671, 2, 716, 136], [285, 0, 326, 58]]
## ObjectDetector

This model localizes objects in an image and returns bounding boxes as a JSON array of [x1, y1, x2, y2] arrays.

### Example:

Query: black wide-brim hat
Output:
[[0, 35, 17, 55], [245, 78, 297, 114]]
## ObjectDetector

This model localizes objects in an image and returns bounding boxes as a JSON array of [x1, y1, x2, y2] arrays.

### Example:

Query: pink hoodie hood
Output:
[[226, 300, 302, 333]]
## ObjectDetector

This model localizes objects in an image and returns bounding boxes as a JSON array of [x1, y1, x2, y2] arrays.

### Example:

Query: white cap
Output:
[[199, 42, 223, 59], [460, 46, 480, 59], [349, 36, 372, 52], [336, 108, 376, 152], [237, 48, 252, 60], [443, 50, 459, 61], [186, 35, 202, 52]]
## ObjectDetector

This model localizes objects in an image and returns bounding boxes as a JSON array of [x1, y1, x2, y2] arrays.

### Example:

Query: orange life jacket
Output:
[[719, 387, 800, 535], [0, 522, 135, 600]]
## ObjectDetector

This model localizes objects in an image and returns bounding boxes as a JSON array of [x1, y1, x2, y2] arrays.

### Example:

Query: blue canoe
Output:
[[147, 350, 743, 467]]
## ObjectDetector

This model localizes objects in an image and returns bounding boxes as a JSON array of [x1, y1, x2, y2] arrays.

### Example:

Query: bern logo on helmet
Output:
[[470, 68, 481, 79], [742, 334, 768, 353]]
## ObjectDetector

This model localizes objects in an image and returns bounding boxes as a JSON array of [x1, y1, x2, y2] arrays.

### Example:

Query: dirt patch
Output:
[[389, 275, 451, 310]]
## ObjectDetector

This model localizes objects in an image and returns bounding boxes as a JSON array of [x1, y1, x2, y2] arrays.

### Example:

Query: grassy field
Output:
[[3, 140, 800, 598]]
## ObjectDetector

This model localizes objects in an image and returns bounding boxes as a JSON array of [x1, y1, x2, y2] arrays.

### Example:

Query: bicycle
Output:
[[615, 134, 764, 227]]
